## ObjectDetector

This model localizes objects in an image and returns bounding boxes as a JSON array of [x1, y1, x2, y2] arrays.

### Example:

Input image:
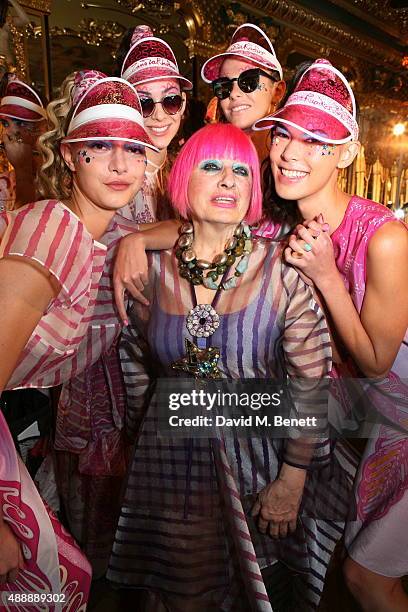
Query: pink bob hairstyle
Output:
[[167, 123, 262, 225]]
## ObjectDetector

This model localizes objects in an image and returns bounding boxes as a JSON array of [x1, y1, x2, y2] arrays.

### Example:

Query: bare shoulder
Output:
[[368, 220, 408, 260]]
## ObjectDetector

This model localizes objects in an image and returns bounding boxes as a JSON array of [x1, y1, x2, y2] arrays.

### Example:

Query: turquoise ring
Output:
[[303, 243, 313, 252]]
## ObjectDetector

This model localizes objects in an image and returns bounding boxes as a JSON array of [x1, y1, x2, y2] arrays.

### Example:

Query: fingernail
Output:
[[123, 319, 128, 327], [322, 223, 330, 231]]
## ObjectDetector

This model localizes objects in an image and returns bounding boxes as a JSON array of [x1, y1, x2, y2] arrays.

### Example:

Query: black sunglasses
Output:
[[139, 94, 183, 118], [212, 68, 277, 100]]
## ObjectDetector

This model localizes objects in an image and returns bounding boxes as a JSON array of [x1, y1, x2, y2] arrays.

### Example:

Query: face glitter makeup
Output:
[[321, 143, 337, 156]]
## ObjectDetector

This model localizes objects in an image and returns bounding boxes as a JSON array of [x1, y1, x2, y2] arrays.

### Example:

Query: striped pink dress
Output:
[[0, 199, 117, 610], [1, 200, 107, 389]]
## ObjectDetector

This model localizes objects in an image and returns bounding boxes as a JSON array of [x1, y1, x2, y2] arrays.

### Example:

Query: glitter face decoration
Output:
[[320, 143, 337, 156], [78, 149, 92, 164], [68, 139, 147, 214]]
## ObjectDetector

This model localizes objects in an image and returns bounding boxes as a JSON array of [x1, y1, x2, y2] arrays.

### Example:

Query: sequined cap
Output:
[[0, 75, 46, 122], [72, 69, 106, 106], [253, 59, 359, 144], [121, 25, 192, 90], [201, 23, 283, 83], [63, 72, 157, 150]]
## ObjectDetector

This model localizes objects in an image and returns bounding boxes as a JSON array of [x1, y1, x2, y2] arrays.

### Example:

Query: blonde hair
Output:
[[37, 73, 76, 200]]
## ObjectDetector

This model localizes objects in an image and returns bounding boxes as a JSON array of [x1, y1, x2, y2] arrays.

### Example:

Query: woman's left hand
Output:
[[251, 477, 303, 539], [284, 218, 338, 288]]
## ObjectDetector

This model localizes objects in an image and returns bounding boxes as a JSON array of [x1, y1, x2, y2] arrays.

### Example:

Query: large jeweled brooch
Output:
[[172, 338, 221, 379], [186, 304, 220, 338]]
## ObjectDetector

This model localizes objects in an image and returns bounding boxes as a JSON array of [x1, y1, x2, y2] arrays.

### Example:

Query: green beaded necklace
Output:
[[175, 221, 253, 290]]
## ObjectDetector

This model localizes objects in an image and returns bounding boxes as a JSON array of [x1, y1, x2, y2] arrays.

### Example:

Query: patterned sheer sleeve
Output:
[[281, 266, 332, 469], [120, 300, 154, 440], [0, 200, 95, 305]]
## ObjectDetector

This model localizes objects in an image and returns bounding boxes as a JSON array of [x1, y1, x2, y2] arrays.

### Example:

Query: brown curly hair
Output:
[[36, 73, 76, 200]]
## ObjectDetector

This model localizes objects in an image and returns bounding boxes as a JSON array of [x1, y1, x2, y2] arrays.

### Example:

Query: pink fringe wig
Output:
[[168, 123, 262, 225]]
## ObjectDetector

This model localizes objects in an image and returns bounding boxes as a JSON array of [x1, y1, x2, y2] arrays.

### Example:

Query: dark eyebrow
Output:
[[137, 84, 179, 96]]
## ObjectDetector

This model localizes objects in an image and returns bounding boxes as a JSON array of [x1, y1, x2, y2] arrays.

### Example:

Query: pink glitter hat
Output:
[[121, 25, 193, 90], [62, 70, 157, 150], [0, 76, 46, 122], [254, 59, 359, 144], [201, 23, 283, 83]]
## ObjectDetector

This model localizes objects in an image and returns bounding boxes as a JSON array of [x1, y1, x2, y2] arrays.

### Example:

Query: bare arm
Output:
[[113, 219, 180, 322], [0, 257, 57, 582], [286, 221, 408, 377], [0, 258, 58, 390]]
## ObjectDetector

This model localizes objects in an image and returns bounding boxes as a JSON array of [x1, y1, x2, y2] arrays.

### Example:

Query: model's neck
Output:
[[64, 187, 115, 241], [192, 220, 237, 261]]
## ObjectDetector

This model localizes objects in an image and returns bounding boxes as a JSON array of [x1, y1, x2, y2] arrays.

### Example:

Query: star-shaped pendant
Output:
[[172, 338, 221, 379]]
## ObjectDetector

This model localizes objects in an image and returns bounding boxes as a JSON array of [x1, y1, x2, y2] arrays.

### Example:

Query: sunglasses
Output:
[[212, 68, 277, 100], [139, 94, 183, 118]]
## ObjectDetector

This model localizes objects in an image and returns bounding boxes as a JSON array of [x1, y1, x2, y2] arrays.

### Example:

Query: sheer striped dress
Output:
[[0, 200, 140, 609], [109, 238, 356, 611], [0, 199, 110, 610]]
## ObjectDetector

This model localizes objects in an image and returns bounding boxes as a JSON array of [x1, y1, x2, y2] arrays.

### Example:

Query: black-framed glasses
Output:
[[139, 94, 183, 118], [212, 68, 277, 100]]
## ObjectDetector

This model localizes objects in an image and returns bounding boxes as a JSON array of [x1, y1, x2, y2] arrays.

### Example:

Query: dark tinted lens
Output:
[[212, 78, 233, 100], [161, 94, 183, 115], [238, 70, 260, 93], [140, 97, 155, 118]]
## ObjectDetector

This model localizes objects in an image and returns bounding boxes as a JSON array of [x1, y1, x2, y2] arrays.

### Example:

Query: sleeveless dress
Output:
[[108, 239, 356, 611], [330, 196, 408, 577], [0, 199, 123, 610]]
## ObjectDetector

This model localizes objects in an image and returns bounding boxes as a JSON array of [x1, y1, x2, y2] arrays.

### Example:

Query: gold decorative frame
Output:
[[10, 0, 52, 96]]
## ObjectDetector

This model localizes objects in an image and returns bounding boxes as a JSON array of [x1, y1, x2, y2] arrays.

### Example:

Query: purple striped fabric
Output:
[[108, 239, 357, 610]]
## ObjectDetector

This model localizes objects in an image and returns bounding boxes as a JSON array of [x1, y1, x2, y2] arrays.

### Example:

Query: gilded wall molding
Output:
[[19, 0, 52, 14], [241, 0, 404, 69], [45, 19, 126, 50], [327, 0, 407, 39], [7, 19, 26, 80], [185, 38, 223, 59]]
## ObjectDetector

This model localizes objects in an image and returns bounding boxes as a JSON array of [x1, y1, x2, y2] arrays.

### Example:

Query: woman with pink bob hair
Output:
[[167, 122, 262, 224], [107, 124, 348, 611]]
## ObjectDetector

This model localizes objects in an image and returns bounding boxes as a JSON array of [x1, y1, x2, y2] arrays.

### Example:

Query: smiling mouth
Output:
[[230, 105, 251, 113], [149, 125, 170, 134], [280, 168, 309, 179]]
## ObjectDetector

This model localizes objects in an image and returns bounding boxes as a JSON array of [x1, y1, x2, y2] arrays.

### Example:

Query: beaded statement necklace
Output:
[[175, 221, 252, 290], [172, 221, 253, 379]]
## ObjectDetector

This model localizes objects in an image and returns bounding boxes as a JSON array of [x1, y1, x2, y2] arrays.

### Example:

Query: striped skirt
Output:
[[108, 412, 357, 611]]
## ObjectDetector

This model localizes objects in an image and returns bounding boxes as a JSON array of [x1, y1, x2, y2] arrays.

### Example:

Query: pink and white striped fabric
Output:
[[0, 198, 129, 609], [0, 411, 92, 611], [0, 200, 107, 389]]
